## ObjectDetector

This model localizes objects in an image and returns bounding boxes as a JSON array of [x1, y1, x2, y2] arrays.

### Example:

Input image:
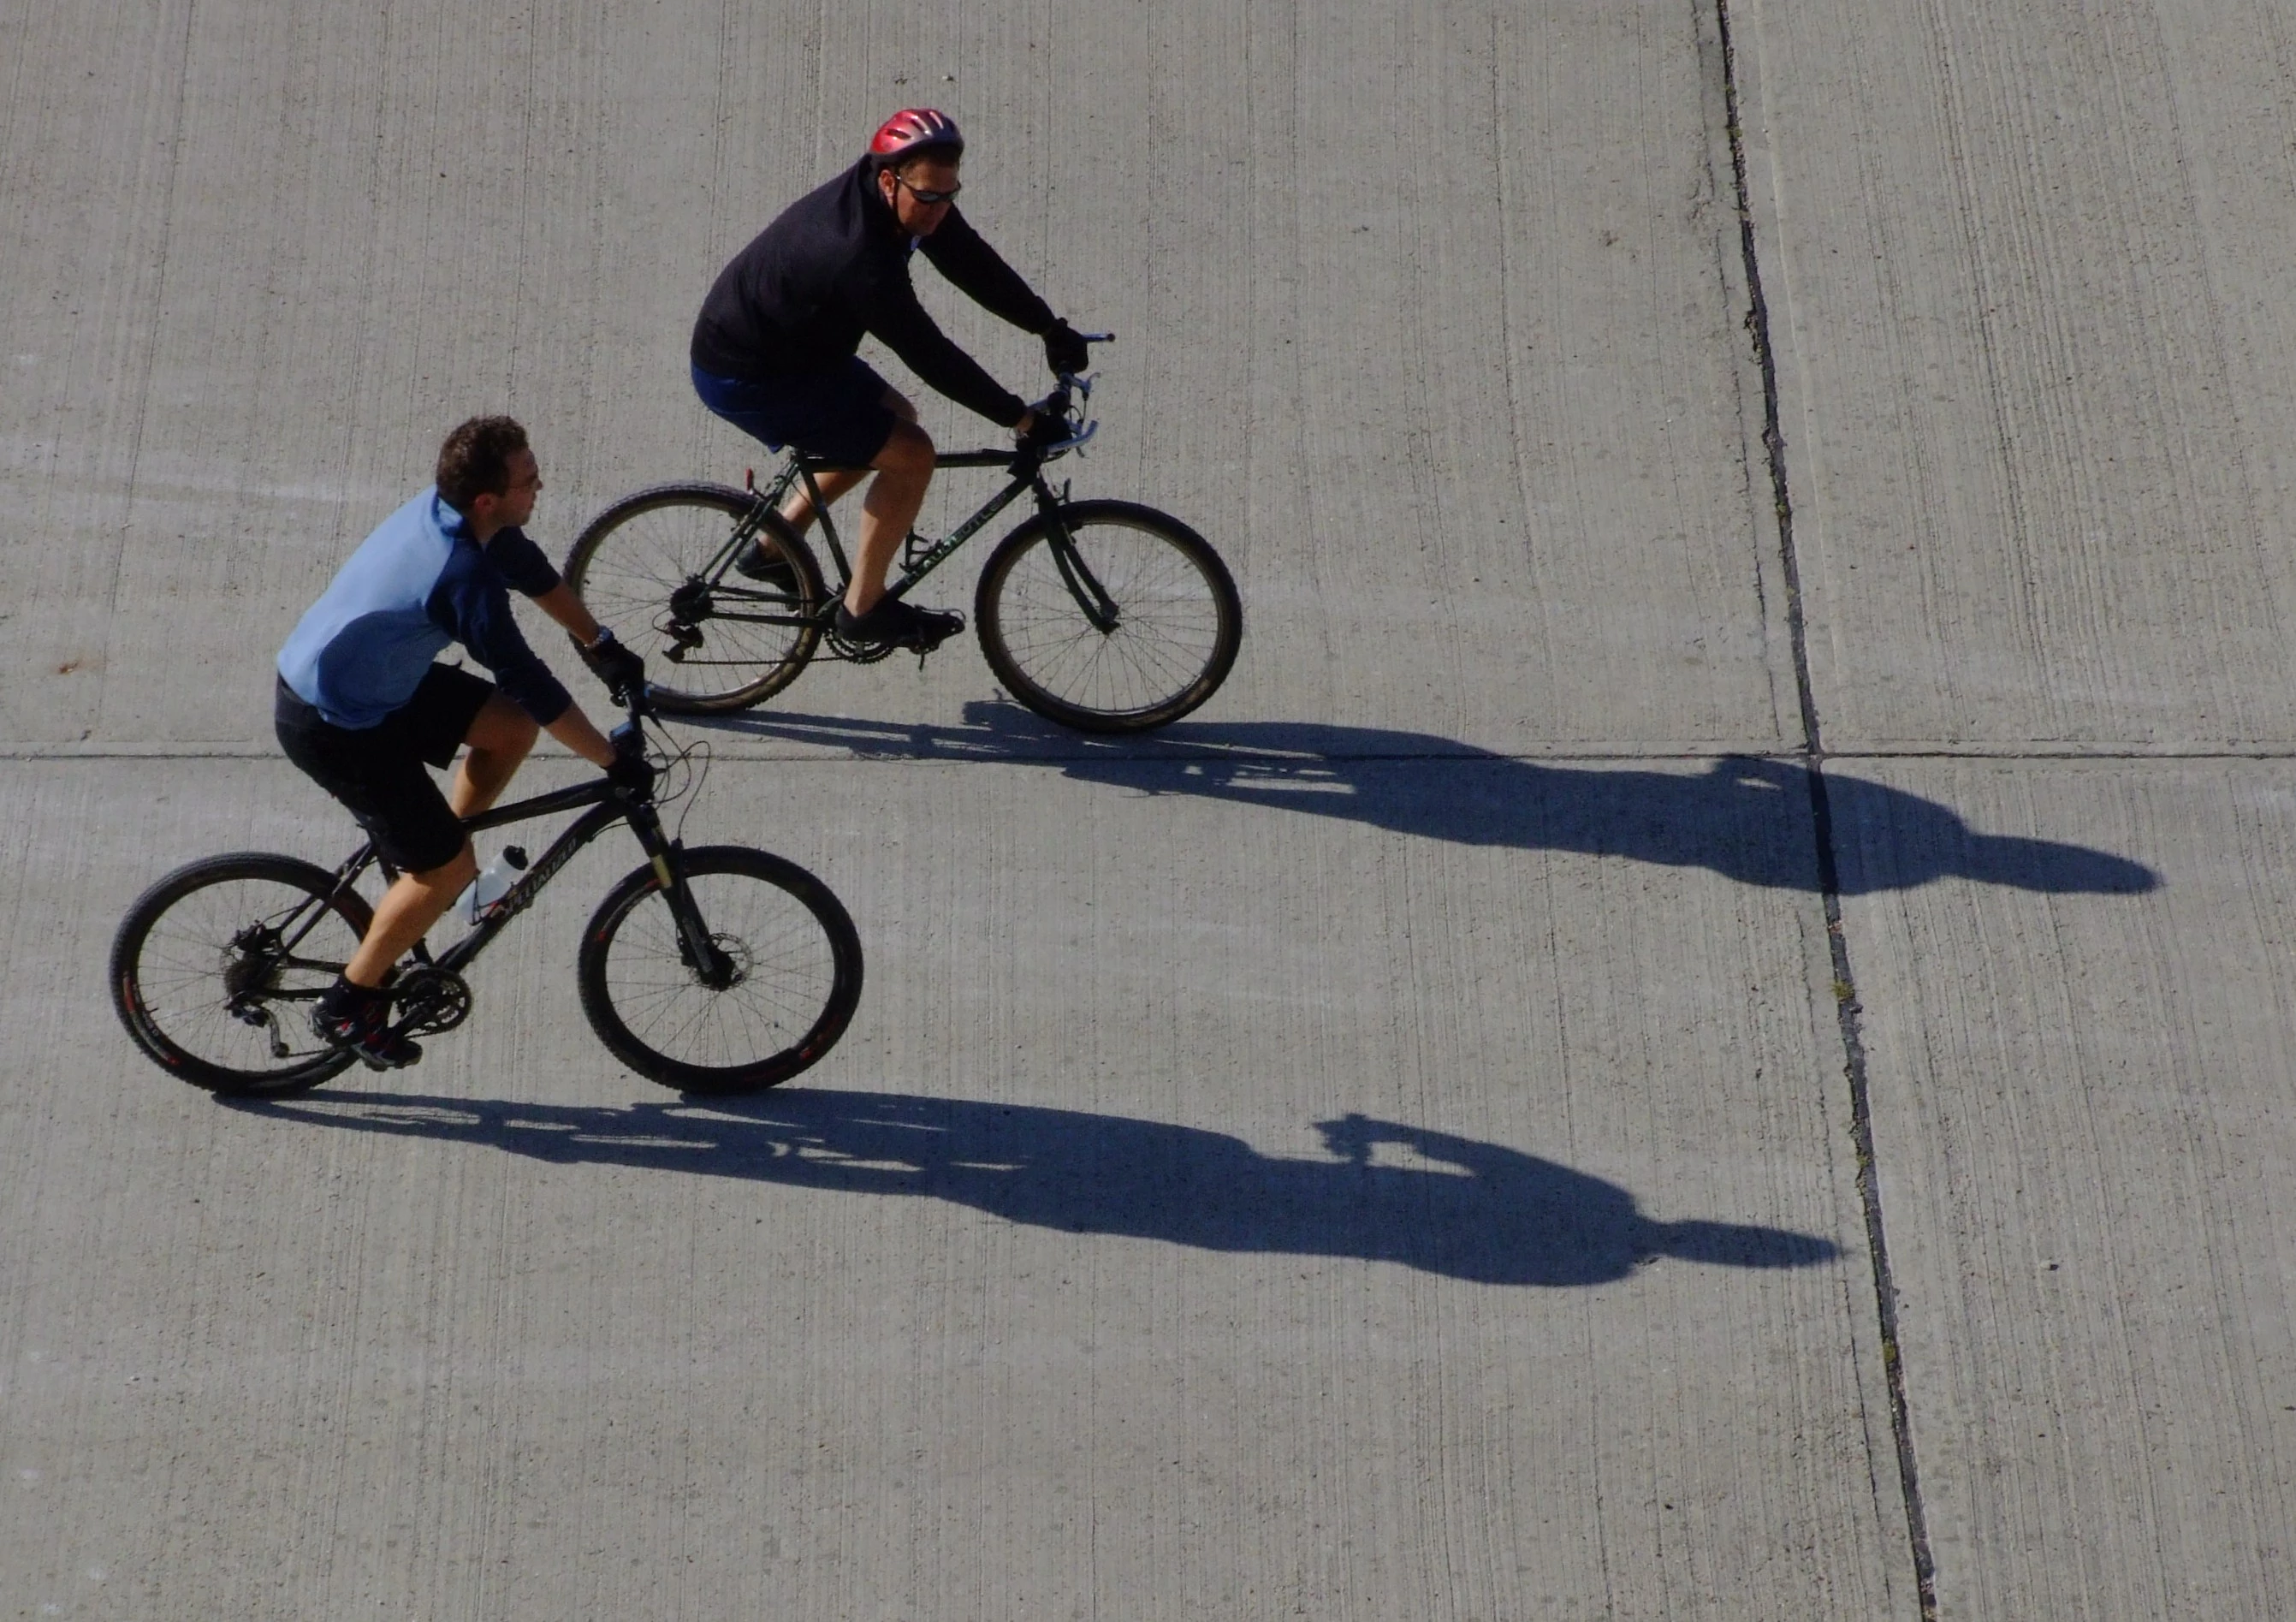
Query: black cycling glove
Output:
[[606, 752, 656, 798], [605, 722, 656, 797], [577, 628, 646, 704], [1042, 320, 1091, 377], [1017, 407, 1069, 451]]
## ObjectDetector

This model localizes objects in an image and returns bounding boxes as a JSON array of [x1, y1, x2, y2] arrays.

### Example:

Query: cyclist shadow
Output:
[[690, 704, 2158, 896], [244, 1090, 1838, 1286]]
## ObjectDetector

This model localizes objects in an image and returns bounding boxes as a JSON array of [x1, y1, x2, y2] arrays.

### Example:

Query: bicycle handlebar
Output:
[[1051, 330, 1114, 394], [1027, 334, 1113, 460], [603, 686, 660, 788]]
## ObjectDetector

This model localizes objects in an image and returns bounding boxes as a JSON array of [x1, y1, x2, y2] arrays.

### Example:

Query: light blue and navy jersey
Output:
[[277, 487, 573, 730]]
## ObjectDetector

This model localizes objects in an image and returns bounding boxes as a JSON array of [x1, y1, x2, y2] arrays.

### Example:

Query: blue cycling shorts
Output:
[[691, 357, 898, 470]]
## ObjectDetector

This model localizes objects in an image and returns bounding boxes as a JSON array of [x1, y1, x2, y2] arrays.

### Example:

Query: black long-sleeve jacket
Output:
[[691, 157, 1056, 427]]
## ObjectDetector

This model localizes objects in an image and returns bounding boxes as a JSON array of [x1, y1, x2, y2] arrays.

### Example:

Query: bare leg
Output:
[[780, 389, 918, 535], [448, 692, 538, 818], [343, 692, 534, 987], [780, 466, 865, 535], [845, 419, 936, 616], [346, 845, 476, 987]]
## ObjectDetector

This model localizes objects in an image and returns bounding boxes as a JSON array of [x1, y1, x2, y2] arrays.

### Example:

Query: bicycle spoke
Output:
[[986, 512, 1233, 722], [563, 487, 824, 710], [584, 860, 848, 1079], [113, 864, 365, 1087]]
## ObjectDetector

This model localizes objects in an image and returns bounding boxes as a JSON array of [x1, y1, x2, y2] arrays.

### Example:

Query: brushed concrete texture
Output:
[[0, 0, 1795, 753], [0, 755, 1905, 1617], [1835, 759, 2296, 1618], [1739, 0, 2296, 746]]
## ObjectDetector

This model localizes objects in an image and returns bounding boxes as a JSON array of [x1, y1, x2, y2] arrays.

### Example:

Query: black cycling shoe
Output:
[[834, 595, 964, 651], [311, 977, 423, 1071], [733, 540, 801, 594]]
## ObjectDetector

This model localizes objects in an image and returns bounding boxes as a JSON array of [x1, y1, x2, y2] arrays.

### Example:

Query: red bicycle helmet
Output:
[[869, 108, 964, 163]]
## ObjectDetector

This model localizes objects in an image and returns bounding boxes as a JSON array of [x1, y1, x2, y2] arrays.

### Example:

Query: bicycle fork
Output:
[[628, 807, 741, 989], [1034, 485, 1121, 634]]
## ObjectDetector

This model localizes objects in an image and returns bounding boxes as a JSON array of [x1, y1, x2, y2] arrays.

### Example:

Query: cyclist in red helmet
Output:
[[691, 109, 1092, 650]]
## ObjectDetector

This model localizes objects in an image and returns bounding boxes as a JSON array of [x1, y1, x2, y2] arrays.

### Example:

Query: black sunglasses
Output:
[[893, 174, 962, 206]]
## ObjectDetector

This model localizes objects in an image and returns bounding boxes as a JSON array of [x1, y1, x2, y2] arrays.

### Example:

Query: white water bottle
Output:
[[459, 846, 529, 924]]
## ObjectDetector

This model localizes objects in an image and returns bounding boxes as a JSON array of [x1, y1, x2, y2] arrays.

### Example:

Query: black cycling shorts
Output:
[[276, 664, 495, 874], [691, 356, 899, 470]]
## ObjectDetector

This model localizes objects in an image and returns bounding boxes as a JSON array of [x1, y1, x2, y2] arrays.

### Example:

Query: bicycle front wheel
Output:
[[564, 483, 826, 713], [110, 853, 373, 1095], [975, 500, 1242, 733], [577, 845, 863, 1094]]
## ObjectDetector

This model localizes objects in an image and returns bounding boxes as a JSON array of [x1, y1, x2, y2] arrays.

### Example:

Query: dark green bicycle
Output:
[[564, 365, 1243, 733]]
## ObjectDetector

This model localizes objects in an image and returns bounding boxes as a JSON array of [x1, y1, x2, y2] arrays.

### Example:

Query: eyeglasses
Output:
[[893, 174, 962, 206]]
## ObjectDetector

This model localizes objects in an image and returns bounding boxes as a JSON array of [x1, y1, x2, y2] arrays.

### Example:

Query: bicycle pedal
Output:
[[911, 627, 961, 665]]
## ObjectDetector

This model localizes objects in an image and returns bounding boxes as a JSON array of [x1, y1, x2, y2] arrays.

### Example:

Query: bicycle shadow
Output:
[[688, 704, 2159, 896], [241, 1090, 1839, 1286]]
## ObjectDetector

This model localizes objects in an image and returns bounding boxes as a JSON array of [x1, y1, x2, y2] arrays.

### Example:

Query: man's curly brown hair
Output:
[[435, 416, 529, 513]]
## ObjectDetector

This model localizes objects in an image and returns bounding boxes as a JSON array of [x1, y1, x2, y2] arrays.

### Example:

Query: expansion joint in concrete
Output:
[[1712, 2, 1937, 1614]]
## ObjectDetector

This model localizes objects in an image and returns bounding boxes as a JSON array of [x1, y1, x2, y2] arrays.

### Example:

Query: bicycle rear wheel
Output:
[[110, 853, 372, 1095], [577, 845, 863, 1094], [564, 483, 826, 713], [975, 500, 1242, 733]]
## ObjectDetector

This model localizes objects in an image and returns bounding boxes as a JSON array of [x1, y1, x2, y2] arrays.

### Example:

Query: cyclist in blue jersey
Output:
[[691, 108, 1092, 651], [275, 416, 648, 1068]]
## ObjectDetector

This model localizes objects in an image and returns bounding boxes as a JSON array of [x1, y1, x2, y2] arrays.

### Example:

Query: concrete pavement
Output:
[[4, 0, 2293, 1614]]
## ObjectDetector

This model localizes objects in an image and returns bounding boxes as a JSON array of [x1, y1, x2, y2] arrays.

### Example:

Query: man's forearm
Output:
[[532, 582, 605, 646], [544, 705, 617, 770]]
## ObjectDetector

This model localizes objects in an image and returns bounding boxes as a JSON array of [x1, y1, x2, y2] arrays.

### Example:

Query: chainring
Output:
[[825, 629, 901, 664], [392, 965, 473, 1035]]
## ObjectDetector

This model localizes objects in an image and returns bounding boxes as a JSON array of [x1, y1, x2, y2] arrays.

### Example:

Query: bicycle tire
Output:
[[110, 853, 374, 1096], [975, 500, 1242, 733], [576, 844, 863, 1094], [563, 483, 826, 714]]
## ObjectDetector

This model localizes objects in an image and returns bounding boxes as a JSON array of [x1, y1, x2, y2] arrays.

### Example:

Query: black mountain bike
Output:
[[564, 359, 1243, 734], [110, 694, 863, 1097]]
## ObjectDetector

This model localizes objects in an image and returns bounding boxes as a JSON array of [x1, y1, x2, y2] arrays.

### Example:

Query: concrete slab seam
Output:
[[1714, 0, 1939, 1613]]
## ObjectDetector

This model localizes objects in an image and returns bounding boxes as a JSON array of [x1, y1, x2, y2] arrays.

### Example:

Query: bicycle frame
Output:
[[684, 376, 1122, 641], [793, 448, 1041, 604], [291, 776, 729, 993]]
